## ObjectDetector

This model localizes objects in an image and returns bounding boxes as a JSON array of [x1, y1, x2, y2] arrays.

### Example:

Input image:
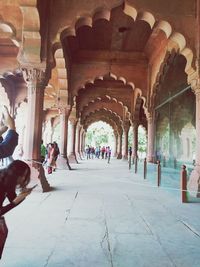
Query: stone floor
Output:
[[1, 158, 200, 267]]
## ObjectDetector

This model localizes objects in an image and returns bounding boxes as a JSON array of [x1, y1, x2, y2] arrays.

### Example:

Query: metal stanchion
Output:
[[157, 160, 161, 187], [181, 165, 187, 203], [134, 156, 138, 174], [144, 157, 147, 179]]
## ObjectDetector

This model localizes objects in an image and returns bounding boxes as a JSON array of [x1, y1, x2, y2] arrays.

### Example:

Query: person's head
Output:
[[1, 160, 31, 190], [53, 141, 58, 147]]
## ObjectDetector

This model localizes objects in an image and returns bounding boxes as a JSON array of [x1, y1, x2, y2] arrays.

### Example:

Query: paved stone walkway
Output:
[[1, 158, 200, 267]]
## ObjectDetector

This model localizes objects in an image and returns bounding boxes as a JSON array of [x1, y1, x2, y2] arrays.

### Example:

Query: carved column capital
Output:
[[21, 68, 46, 93], [122, 120, 130, 132], [69, 117, 78, 126], [146, 111, 155, 124], [131, 119, 139, 127], [59, 105, 71, 116]]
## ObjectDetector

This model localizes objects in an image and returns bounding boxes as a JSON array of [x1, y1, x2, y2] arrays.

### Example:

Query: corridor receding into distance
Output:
[[2, 157, 200, 267]]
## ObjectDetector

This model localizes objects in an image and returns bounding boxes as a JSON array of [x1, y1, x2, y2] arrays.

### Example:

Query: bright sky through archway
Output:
[[85, 121, 115, 149]]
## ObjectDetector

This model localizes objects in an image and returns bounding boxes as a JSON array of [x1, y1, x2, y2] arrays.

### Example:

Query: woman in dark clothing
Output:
[[0, 160, 31, 259]]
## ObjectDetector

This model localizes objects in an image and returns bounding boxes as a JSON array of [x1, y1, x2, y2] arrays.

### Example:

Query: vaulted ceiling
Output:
[[0, 0, 198, 133]]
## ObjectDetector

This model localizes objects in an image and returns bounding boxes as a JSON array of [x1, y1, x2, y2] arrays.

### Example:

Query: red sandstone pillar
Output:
[[59, 107, 71, 170], [122, 121, 130, 160], [132, 121, 138, 163], [83, 131, 86, 156], [79, 129, 84, 156], [117, 132, 122, 159], [188, 84, 200, 196], [22, 68, 50, 192], [79, 126, 84, 158], [113, 130, 118, 157], [147, 113, 155, 163], [75, 121, 82, 160], [68, 118, 78, 163]]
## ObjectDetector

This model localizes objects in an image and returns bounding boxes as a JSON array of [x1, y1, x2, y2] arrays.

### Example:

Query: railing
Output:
[[127, 157, 199, 203]]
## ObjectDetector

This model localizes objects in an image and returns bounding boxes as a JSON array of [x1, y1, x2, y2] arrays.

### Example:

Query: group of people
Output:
[[41, 141, 60, 174], [85, 145, 112, 163], [0, 106, 33, 259]]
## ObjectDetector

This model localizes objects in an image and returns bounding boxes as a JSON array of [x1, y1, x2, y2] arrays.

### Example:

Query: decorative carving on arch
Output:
[[84, 113, 122, 135], [81, 102, 124, 123], [82, 108, 122, 127], [79, 95, 126, 114], [45, 48, 68, 111]]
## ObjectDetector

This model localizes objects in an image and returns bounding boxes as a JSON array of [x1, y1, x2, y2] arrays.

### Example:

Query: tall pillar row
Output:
[[75, 121, 82, 160], [131, 120, 138, 162], [188, 82, 200, 196], [147, 113, 155, 163], [68, 118, 78, 163], [59, 107, 71, 170], [117, 131, 122, 159], [22, 68, 50, 192], [122, 121, 130, 160], [113, 130, 118, 157]]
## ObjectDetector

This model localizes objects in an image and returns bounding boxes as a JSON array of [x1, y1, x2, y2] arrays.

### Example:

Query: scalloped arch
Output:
[[75, 17, 92, 31], [79, 94, 129, 114], [155, 20, 172, 38], [137, 11, 155, 29], [53, 1, 195, 117], [168, 32, 186, 52], [84, 103, 124, 120], [93, 9, 111, 23], [83, 108, 123, 124], [76, 72, 135, 97], [85, 118, 117, 132]]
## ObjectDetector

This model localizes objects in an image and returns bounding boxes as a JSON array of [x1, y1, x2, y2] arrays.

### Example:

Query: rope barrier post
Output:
[[134, 156, 138, 174], [157, 160, 161, 187], [181, 165, 187, 203], [144, 157, 147, 179], [128, 156, 131, 169]]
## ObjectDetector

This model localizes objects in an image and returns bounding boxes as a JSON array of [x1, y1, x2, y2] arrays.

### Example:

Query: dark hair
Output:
[[0, 160, 31, 191]]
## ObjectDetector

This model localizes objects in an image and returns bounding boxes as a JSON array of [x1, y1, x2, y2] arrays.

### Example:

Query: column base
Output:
[[68, 153, 78, 163], [76, 152, 82, 160], [57, 155, 71, 170], [80, 151, 85, 158], [147, 155, 155, 163], [31, 161, 51, 192], [188, 165, 200, 197], [122, 155, 128, 161], [117, 153, 122, 159]]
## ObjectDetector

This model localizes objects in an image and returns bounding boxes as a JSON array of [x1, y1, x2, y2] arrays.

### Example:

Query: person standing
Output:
[[40, 140, 46, 163], [107, 146, 111, 163]]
